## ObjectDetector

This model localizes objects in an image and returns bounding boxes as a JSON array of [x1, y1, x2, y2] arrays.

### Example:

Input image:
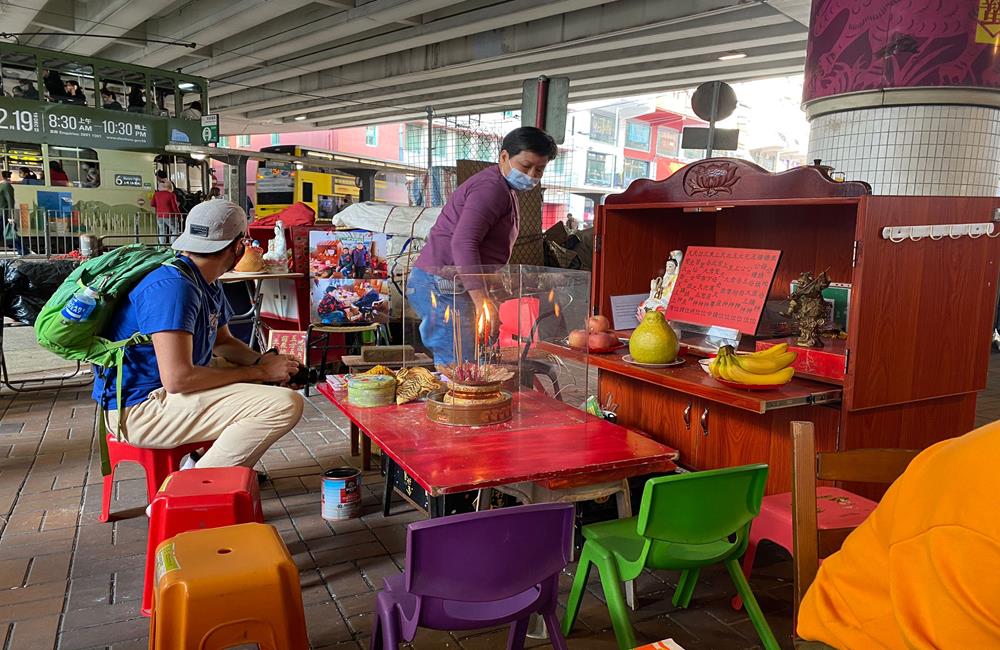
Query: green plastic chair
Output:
[[561, 464, 779, 650]]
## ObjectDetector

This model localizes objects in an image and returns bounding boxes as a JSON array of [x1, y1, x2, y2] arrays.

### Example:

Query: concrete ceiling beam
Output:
[[176, 0, 463, 80], [239, 22, 805, 120], [209, 0, 791, 115]]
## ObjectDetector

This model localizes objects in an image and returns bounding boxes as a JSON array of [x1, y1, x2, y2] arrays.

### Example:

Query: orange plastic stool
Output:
[[149, 522, 308, 650], [100, 434, 213, 522], [142, 467, 264, 616]]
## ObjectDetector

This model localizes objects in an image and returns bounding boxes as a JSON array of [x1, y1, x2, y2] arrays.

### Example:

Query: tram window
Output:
[[49, 146, 100, 188], [152, 77, 176, 117], [179, 82, 203, 120], [0, 143, 44, 183], [303, 182, 314, 203], [98, 67, 143, 112], [42, 59, 94, 107], [0, 51, 39, 100], [126, 83, 147, 113]]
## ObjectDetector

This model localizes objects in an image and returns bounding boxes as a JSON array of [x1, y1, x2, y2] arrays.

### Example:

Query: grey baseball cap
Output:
[[172, 200, 246, 254]]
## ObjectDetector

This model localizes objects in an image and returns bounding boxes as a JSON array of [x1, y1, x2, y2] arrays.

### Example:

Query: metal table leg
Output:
[[382, 456, 395, 517]]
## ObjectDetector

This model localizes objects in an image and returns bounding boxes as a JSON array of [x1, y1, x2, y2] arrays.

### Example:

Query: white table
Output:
[[219, 271, 304, 350]]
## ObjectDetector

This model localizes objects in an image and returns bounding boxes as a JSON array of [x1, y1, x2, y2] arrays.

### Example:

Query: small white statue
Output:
[[637, 249, 684, 322], [262, 219, 290, 272]]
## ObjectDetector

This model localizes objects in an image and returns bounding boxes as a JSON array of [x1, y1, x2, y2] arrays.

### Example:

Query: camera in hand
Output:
[[289, 364, 318, 387]]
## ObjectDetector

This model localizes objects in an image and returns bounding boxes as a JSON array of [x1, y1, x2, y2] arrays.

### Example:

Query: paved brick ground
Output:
[[0, 356, 995, 650]]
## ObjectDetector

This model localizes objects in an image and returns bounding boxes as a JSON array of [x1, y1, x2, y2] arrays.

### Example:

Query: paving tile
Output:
[[7, 614, 58, 650], [305, 601, 354, 646], [58, 617, 149, 650]]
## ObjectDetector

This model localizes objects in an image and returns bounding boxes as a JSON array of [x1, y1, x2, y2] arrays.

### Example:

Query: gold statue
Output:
[[786, 271, 831, 348]]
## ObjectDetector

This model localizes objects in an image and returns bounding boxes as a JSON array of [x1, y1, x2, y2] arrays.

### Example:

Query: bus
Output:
[[255, 145, 419, 218], [0, 43, 211, 249]]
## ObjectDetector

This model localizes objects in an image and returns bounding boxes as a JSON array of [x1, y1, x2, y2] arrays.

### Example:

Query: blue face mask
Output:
[[505, 166, 540, 192]]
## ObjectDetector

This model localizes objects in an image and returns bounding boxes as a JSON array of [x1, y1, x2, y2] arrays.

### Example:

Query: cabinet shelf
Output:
[[536, 341, 841, 414]]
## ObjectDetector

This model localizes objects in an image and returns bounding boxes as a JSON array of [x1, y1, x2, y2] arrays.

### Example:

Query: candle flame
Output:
[[554, 302, 561, 318], [430, 292, 437, 309], [443, 304, 451, 323], [477, 311, 486, 333], [548, 288, 555, 303]]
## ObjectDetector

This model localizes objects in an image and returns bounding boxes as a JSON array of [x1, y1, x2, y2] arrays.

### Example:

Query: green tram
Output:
[[0, 43, 211, 250]]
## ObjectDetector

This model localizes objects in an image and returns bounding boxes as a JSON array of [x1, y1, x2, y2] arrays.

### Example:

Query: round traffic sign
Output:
[[691, 81, 737, 122]]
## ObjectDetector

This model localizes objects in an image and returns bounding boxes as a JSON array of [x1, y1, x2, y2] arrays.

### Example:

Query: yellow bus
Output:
[[255, 145, 419, 218]]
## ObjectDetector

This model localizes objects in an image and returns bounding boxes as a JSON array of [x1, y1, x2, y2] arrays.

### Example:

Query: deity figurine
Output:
[[262, 219, 290, 272], [637, 250, 684, 322], [786, 271, 832, 348]]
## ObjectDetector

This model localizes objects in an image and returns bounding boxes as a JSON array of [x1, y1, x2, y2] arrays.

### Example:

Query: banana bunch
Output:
[[709, 344, 796, 386]]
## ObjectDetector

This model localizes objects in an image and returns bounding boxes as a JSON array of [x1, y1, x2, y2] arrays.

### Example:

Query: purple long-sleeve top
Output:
[[415, 166, 519, 273]]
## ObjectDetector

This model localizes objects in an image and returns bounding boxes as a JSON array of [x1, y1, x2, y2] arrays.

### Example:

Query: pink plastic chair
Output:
[[100, 434, 212, 522], [731, 486, 877, 609], [498, 298, 539, 348]]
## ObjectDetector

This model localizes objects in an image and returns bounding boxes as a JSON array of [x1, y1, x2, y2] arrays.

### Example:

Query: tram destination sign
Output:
[[0, 97, 202, 150]]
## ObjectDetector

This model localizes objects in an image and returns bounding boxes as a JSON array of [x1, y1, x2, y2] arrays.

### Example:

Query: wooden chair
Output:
[[790, 420, 919, 616]]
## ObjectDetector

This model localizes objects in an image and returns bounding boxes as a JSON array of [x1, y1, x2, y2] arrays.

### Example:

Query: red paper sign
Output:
[[268, 330, 307, 362], [664, 246, 781, 334]]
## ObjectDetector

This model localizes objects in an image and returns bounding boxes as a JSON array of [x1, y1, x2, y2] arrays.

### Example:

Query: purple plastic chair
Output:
[[370, 503, 575, 649]]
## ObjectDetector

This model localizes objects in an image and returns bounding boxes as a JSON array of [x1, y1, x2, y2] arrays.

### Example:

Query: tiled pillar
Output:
[[802, 1, 1000, 196]]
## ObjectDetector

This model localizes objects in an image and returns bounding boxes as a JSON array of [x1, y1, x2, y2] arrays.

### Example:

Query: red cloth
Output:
[[49, 169, 71, 186], [149, 190, 180, 217], [253, 202, 315, 227]]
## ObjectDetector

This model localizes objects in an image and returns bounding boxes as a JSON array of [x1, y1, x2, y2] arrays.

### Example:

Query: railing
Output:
[[0, 209, 185, 257]]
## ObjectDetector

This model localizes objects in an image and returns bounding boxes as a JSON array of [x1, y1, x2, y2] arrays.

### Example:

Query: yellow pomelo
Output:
[[629, 311, 678, 364]]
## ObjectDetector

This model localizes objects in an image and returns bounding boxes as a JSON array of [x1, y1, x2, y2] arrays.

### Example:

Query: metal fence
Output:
[[0, 209, 183, 258]]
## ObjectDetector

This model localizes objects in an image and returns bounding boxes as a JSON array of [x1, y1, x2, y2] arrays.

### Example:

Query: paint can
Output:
[[322, 467, 362, 520]]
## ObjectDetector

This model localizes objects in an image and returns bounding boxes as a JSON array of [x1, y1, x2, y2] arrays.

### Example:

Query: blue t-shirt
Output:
[[92, 256, 232, 409]]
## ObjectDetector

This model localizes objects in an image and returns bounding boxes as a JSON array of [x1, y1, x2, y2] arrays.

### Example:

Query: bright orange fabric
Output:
[[797, 421, 1000, 649]]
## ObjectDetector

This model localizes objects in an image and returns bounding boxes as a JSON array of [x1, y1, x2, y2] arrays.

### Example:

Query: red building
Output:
[[622, 108, 705, 184]]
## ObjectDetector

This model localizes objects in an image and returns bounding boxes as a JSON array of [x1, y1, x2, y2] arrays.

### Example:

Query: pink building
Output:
[[216, 125, 407, 204]]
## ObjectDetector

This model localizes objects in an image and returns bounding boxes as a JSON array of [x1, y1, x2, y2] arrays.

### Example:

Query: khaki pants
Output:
[[107, 383, 304, 468]]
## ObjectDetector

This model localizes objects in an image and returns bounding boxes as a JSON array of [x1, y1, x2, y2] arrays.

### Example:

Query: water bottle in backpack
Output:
[[61, 286, 99, 322]]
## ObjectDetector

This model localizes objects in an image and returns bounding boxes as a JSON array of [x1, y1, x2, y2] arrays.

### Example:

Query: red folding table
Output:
[[316, 382, 678, 517]]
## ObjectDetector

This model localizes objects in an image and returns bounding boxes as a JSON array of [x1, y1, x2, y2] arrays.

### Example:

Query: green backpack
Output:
[[35, 244, 189, 475]]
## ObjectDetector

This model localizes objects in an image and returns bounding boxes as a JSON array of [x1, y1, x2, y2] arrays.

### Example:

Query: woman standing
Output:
[[406, 127, 557, 364]]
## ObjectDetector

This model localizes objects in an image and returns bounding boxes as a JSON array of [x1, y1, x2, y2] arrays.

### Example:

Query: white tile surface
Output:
[[808, 104, 1000, 196]]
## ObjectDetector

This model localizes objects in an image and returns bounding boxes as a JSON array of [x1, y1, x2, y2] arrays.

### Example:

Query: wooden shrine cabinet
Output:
[[592, 158, 1000, 495]]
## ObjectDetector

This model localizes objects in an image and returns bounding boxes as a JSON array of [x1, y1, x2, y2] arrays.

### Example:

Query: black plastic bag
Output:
[[0, 259, 78, 325]]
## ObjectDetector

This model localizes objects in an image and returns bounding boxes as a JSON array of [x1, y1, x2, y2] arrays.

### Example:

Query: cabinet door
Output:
[[849, 196, 1000, 410], [690, 401, 771, 473], [597, 372, 696, 462], [692, 401, 839, 494]]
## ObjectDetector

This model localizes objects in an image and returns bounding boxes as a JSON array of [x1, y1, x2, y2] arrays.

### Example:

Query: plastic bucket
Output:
[[322, 467, 362, 520]]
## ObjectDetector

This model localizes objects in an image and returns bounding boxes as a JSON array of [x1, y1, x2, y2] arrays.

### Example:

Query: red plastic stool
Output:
[[143, 466, 263, 616], [731, 487, 877, 609], [100, 434, 213, 523]]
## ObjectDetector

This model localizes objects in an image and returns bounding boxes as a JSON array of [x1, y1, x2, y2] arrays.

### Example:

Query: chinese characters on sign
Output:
[[0, 97, 198, 149], [268, 330, 307, 362], [665, 246, 781, 335]]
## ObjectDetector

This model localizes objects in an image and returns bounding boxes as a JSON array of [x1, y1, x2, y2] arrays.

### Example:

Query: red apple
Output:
[[568, 329, 589, 349], [593, 332, 618, 349], [588, 314, 611, 333]]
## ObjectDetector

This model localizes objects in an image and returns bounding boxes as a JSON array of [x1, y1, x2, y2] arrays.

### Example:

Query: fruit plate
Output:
[[711, 376, 791, 391], [563, 339, 625, 354], [622, 355, 684, 369]]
